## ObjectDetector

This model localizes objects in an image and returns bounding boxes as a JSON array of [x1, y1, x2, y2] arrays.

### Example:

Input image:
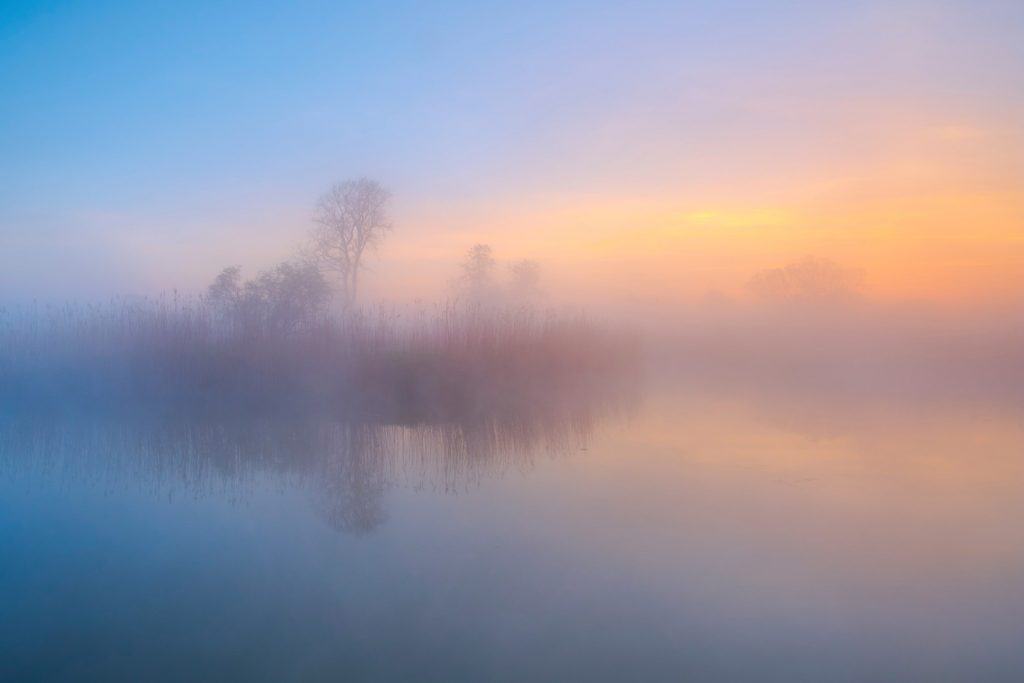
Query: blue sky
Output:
[[2, 1, 1022, 302]]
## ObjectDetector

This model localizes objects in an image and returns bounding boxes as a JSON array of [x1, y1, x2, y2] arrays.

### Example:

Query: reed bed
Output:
[[0, 298, 638, 421]]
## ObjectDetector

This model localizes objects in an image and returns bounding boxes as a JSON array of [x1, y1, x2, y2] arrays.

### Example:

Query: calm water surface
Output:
[[2, 382, 1022, 681]]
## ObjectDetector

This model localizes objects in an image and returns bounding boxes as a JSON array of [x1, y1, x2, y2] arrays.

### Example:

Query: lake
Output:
[[2, 378, 1022, 681]]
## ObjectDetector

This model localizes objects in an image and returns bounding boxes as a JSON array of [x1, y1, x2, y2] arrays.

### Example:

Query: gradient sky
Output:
[[2, 0, 1022, 304]]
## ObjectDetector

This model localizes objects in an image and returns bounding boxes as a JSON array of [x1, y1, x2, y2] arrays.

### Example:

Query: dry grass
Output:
[[0, 299, 638, 420]]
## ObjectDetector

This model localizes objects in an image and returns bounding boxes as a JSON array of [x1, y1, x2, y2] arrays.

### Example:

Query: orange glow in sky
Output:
[[2, 1, 1021, 307]]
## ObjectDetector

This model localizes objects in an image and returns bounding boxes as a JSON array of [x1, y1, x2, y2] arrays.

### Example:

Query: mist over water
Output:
[[2, 239, 1023, 680], [3, 357, 1022, 680], [3, 244, 1023, 680], [0, 378, 633, 531], [4, 0, 1024, 679]]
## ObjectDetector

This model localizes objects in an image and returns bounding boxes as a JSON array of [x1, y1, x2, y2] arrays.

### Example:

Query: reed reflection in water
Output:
[[0, 380, 636, 535]]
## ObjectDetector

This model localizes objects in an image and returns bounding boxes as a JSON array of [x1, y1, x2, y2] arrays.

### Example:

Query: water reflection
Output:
[[3, 371, 1023, 680], [0, 384, 635, 535]]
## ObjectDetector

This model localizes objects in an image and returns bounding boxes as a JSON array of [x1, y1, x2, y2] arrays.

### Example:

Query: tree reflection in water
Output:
[[0, 382, 636, 535]]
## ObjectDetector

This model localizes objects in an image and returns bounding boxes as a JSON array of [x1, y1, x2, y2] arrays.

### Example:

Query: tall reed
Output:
[[0, 298, 638, 421]]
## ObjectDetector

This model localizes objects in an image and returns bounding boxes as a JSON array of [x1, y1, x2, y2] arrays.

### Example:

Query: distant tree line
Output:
[[206, 177, 391, 329], [453, 243, 542, 309], [747, 256, 863, 305], [206, 180, 545, 330]]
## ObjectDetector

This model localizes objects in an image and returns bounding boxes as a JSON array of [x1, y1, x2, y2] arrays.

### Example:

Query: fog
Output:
[[4, 1, 1023, 679], [0, 388, 633, 535], [4, 211, 1021, 418]]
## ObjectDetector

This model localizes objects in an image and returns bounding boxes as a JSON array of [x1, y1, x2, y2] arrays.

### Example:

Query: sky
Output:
[[1, 0, 1022, 305]]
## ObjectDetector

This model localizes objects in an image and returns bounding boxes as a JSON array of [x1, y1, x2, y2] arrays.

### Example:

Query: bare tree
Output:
[[454, 243, 498, 306], [311, 178, 392, 307]]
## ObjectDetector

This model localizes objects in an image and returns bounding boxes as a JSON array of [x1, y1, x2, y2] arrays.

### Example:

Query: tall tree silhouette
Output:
[[311, 178, 392, 307]]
